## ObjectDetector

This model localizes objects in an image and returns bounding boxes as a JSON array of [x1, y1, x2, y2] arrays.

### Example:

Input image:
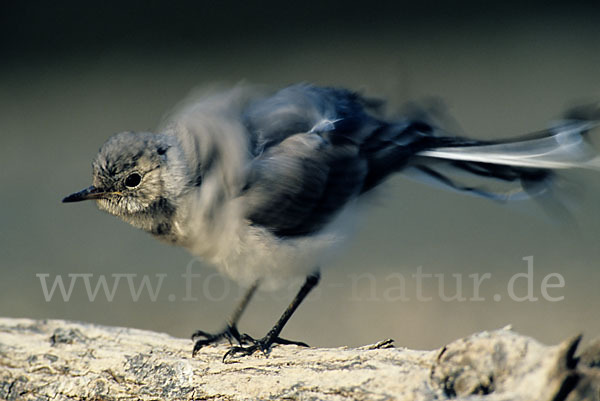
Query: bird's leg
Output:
[[192, 280, 260, 356], [223, 270, 321, 361]]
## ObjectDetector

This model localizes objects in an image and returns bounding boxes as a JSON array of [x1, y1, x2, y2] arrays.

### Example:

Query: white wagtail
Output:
[[63, 84, 599, 360]]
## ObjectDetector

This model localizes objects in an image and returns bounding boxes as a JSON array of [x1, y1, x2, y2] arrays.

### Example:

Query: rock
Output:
[[0, 318, 597, 400]]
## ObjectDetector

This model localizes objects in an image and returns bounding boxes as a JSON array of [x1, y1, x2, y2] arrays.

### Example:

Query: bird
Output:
[[63, 83, 599, 360]]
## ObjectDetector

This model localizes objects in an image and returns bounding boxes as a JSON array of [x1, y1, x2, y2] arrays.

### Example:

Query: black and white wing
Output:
[[239, 84, 432, 237]]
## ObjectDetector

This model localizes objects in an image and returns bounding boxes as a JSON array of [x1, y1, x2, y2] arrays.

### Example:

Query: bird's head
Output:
[[63, 131, 183, 220]]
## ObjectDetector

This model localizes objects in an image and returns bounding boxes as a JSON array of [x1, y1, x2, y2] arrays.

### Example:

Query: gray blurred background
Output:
[[1, 1, 599, 351]]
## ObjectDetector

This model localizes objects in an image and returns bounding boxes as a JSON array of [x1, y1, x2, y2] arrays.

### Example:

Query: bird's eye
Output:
[[124, 173, 142, 188]]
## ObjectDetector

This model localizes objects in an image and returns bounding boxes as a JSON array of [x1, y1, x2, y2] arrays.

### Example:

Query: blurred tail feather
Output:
[[403, 118, 599, 227], [418, 121, 600, 170]]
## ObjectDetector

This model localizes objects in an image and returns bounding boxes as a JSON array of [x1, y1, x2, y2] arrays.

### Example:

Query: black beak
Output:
[[62, 186, 107, 203]]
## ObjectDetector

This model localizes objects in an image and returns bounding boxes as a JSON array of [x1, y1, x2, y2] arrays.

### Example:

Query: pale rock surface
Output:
[[0, 318, 598, 400]]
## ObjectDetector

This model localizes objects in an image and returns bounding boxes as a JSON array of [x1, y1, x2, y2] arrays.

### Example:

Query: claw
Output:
[[191, 324, 246, 356], [223, 344, 263, 362], [272, 337, 309, 347], [192, 338, 211, 356], [221, 335, 310, 362]]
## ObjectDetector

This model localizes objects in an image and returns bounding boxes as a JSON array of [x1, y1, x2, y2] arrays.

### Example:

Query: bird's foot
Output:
[[222, 333, 309, 362], [191, 324, 246, 356]]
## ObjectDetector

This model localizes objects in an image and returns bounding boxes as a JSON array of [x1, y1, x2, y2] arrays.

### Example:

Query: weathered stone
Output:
[[0, 318, 597, 400]]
